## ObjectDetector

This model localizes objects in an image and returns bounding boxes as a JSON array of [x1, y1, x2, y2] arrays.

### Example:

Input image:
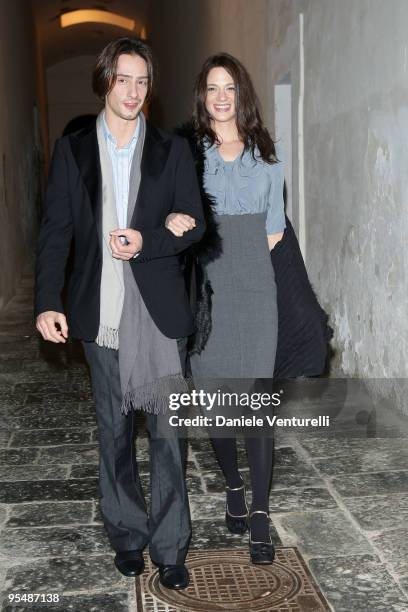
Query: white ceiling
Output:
[[31, 0, 152, 67]]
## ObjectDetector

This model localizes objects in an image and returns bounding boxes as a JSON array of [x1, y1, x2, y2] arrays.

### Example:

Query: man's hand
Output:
[[165, 213, 196, 237], [109, 229, 143, 260], [36, 311, 68, 343], [267, 232, 284, 251]]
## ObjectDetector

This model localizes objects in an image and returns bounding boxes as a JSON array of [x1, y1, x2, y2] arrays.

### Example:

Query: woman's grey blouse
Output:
[[203, 142, 286, 234]]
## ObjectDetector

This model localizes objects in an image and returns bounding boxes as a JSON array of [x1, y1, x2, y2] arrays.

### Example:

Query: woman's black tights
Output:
[[209, 434, 274, 514]]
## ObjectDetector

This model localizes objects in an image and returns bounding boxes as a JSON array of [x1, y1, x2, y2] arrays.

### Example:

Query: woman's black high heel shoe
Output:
[[225, 477, 248, 535], [249, 510, 275, 564]]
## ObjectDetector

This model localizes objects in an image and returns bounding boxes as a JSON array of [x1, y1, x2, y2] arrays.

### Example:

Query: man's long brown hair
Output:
[[193, 53, 277, 164], [92, 37, 154, 102]]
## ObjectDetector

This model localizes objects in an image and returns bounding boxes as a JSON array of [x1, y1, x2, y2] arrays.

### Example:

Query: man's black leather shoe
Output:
[[114, 551, 144, 577], [153, 563, 190, 590]]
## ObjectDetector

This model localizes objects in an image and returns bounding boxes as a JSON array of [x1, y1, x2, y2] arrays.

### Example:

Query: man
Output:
[[35, 37, 205, 590]]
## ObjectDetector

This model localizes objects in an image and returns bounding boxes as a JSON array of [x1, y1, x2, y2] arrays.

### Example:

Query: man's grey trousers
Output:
[[82, 339, 191, 565]]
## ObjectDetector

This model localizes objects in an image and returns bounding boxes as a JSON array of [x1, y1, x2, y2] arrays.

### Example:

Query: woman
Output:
[[167, 53, 285, 565]]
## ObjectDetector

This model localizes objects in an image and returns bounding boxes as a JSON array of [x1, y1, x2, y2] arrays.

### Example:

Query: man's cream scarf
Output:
[[95, 112, 124, 349]]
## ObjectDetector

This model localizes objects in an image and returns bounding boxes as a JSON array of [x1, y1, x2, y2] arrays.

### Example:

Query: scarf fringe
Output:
[[95, 325, 119, 350], [121, 374, 189, 415]]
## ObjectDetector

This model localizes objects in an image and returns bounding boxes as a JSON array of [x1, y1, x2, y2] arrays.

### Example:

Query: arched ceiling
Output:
[[31, 0, 152, 67]]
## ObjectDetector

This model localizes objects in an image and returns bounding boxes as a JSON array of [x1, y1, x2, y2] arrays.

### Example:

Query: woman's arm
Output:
[[266, 144, 286, 251], [134, 139, 206, 261]]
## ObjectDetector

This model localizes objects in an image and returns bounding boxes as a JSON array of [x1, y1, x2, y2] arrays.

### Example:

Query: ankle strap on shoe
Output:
[[249, 510, 269, 518], [226, 483, 245, 491], [226, 474, 245, 491]]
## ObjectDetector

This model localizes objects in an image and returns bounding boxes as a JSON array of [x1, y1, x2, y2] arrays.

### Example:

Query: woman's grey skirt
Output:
[[190, 212, 278, 380]]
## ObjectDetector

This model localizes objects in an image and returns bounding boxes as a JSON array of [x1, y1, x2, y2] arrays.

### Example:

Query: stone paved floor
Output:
[[0, 274, 408, 611]]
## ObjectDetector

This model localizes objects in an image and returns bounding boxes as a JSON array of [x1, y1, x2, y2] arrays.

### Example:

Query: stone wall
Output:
[[0, 0, 39, 310]]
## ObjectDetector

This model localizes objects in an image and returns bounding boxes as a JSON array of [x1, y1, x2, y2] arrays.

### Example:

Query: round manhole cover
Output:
[[146, 554, 301, 610]]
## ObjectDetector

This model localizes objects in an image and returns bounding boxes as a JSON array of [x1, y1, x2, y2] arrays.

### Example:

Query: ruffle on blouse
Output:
[[203, 144, 265, 214]]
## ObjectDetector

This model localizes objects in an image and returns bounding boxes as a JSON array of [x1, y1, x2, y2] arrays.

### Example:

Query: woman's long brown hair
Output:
[[193, 53, 277, 164]]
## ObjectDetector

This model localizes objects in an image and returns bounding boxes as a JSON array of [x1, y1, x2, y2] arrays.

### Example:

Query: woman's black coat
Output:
[[179, 126, 332, 378]]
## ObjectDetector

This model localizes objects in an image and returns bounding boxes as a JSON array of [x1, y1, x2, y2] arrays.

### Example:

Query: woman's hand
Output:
[[165, 213, 196, 237], [267, 232, 284, 251]]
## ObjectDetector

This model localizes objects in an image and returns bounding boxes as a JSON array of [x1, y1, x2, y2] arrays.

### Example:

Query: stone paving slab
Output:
[[0, 326, 33, 340], [89, 429, 98, 443], [13, 381, 91, 395], [312, 447, 408, 475], [0, 399, 25, 412], [399, 576, 408, 594], [192, 451, 219, 472], [6, 502, 94, 528], [309, 554, 408, 612], [0, 349, 39, 359], [0, 525, 110, 558], [272, 466, 324, 490], [0, 431, 10, 447], [6, 359, 62, 373], [0, 371, 67, 385], [189, 493, 225, 521], [371, 528, 408, 576], [23, 394, 88, 406], [300, 436, 408, 457], [0, 466, 68, 481], [36, 444, 98, 465], [280, 510, 372, 557], [69, 465, 99, 479], [0, 562, 7, 597], [0, 390, 25, 406], [342, 494, 408, 531], [0, 448, 39, 465], [274, 445, 309, 465], [3, 555, 130, 594], [1, 413, 96, 430], [3, 592, 131, 612], [0, 508, 7, 526], [10, 428, 93, 447], [269, 487, 338, 513], [0, 479, 98, 504], [332, 471, 408, 497], [0, 331, 36, 343], [202, 470, 239, 494]]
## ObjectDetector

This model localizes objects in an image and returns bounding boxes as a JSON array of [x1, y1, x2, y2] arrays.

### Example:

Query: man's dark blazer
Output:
[[35, 120, 206, 340]]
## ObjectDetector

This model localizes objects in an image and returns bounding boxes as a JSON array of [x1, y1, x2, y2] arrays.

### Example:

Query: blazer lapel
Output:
[[130, 122, 171, 228], [69, 124, 102, 244], [69, 120, 171, 235]]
